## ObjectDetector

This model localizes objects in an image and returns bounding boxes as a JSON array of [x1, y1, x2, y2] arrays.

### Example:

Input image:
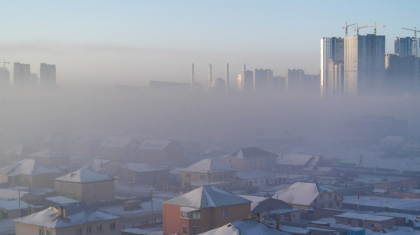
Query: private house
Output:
[[68, 137, 103, 158], [199, 219, 289, 235], [218, 147, 278, 171], [239, 195, 300, 223], [276, 154, 325, 175], [0, 159, 63, 188], [181, 159, 236, 191], [272, 182, 343, 211], [137, 140, 183, 166], [15, 202, 121, 235], [334, 212, 395, 231], [114, 163, 170, 186], [101, 137, 139, 161], [27, 149, 69, 166], [39, 132, 78, 154], [54, 168, 115, 202], [1, 144, 38, 164], [163, 185, 251, 235], [0, 200, 31, 220]]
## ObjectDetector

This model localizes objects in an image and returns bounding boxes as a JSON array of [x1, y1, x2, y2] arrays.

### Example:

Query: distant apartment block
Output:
[[395, 37, 420, 57], [40, 63, 57, 85], [320, 37, 344, 95], [253, 68, 273, 92], [344, 34, 385, 94], [13, 62, 31, 86], [0, 66, 10, 86]]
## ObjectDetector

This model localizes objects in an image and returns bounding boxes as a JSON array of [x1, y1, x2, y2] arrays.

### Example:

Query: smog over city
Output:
[[1, 1, 420, 235]]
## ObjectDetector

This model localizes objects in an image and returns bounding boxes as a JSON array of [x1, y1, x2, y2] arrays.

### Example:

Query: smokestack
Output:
[[226, 63, 229, 91], [191, 63, 195, 90], [208, 62, 212, 88]]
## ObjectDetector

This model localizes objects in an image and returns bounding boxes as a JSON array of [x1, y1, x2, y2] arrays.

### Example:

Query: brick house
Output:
[[163, 185, 251, 235], [39, 132, 78, 154], [272, 182, 343, 211], [276, 154, 325, 175], [334, 212, 395, 231], [15, 202, 121, 235], [114, 163, 170, 186], [68, 137, 103, 158], [101, 137, 139, 161], [218, 147, 278, 171], [54, 168, 115, 202], [27, 149, 70, 166], [0, 159, 63, 188], [181, 159, 236, 191], [137, 140, 183, 166], [200, 219, 289, 235]]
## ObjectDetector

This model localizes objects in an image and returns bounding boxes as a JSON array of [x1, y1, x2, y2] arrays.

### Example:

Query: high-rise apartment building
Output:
[[287, 69, 305, 92], [0, 67, 10, 86], [40, 63, 56, 86], [344, 34, 385, 94], [253, 68, 273, 92], [320, 37, 344, 95], [237, 64, 254, 92], [395, 37, 420, 58], [13, 63, 31, 86]]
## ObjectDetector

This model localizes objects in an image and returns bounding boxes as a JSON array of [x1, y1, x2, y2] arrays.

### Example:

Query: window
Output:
[[97, 224, 102, 233], [46, 231, 51, 235], [183, 225, 187, 235], [77, 227, 82, 235], [191, 226, 198, 235], [39, 228, 44, 235], [86, 226, 92, 234], [110, 222, 116, 230], [222, 210, 227, 218], [186, 173, 191, 178]]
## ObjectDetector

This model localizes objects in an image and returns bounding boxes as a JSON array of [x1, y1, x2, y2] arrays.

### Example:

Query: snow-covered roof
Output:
[[12, 186, 54, 196], [220, 147, 277, 159], [200, 219, 289, 235], [276, 154, 315, 165], [0, 199, 29, 210], [163, 185, 250, 209], [170, 167, 184, 175], [44, 196, 79, 205], [0, 189, 28, 200], [73, 137, 102, 144], [182, 159, 235, 174], [101, 137, 138, 148], [55, 168, 114, 183], [139, 140, 174, 150], [28, 149, 66, 158], [15, 202, 120, 228], [239, 195, 268, 211], [335, 212, 394, 222], [236, 169, 268, 180], [2, 144, 38, 156], [121, 163, 168, 173], [279, 225, 309, 234], [272, 182, 334, 206], [0, 159, 61, 176]]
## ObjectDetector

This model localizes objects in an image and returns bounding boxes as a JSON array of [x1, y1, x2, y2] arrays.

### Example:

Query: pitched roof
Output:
[[101, 137, 138, 148], [239, 195, 293, 213], [220, 147, 278, 159], [28, 149, 66, 158], [3, 144, 38, 156], [182, 159, 235, 174], [272, 182, 334, 206], [121, 163, 168, 173], [276, 154, 315, 165], [0, 199, 30, 211], [0, 159, 61, 176], [14, 202, 120, 228], [163, 185, 250, 209], [55, 168, 114, 183], [200, 219, 289, 235], [335, 212, 394, 222], [139, 140, 173, 150], [42, 132, 78, 142]]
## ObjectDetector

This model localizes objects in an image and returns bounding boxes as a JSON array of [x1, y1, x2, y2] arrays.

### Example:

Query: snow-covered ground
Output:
[[344, 196, 420, 211], [353, 175, 408, 184]]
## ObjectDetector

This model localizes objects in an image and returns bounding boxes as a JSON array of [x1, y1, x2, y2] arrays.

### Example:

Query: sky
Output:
[[0, 0, 419, 87]]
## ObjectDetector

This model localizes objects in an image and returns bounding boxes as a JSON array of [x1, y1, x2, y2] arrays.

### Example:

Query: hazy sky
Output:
[[1, 0, 419, 86]]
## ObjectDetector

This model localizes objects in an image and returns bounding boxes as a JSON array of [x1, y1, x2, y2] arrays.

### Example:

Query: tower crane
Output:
[[342, 22, 357, 37], [354, 25, 368, 36], [367, 22, 386, 35], [402, 27, 420, 39]]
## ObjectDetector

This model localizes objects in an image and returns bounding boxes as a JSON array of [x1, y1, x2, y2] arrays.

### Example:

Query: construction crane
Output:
[[342, 22, 357, 37], [367, 22, 386, 35], [402, 27, 420, 38], [2, 60, 9, 68], [354, 25, 368, 36]]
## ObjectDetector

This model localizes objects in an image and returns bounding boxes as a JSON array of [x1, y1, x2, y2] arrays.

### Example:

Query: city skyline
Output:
[[1, 0, 419, 87]]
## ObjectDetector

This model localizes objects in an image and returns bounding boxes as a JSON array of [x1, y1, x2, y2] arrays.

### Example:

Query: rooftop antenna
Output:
[[342, 22, 357, 37]]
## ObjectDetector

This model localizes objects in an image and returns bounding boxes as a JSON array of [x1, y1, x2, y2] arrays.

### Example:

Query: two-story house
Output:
[[218, 147, 278, 171], [163, 185, 251, 235]]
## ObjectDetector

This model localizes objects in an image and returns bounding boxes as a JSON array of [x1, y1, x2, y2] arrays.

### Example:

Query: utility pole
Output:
[[150, 189, 154, 224], [18, 189, 21, 217]]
